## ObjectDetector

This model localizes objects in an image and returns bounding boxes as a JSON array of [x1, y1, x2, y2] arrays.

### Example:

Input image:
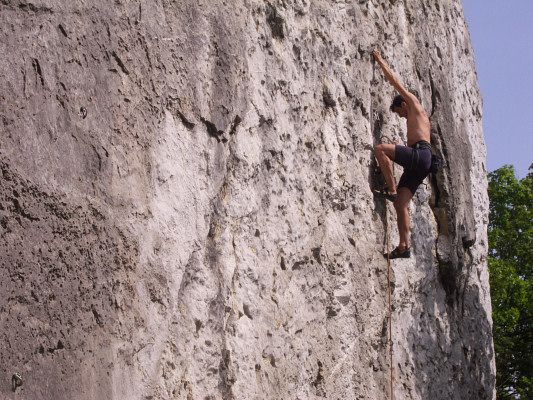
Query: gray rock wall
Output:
[[0, 0, 495, 399]]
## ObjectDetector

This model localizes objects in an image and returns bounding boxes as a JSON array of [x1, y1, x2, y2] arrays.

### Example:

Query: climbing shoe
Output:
[[373, 188, 397, 202], [384, 246, 411, 259]]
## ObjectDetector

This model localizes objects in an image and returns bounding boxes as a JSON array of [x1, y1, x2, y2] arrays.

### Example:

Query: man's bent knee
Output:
[[374, 143, 396, 160]]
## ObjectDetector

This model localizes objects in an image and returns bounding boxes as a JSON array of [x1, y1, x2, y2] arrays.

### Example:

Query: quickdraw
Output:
[[12, 372, 23, 392]]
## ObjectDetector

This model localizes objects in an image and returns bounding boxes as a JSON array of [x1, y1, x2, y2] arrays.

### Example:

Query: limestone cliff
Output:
[[0, 0, 495, 399]]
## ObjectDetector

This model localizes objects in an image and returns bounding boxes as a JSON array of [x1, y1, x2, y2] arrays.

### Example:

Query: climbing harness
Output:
[[12, 372, 23, 392], [371, 52, 394, 400]]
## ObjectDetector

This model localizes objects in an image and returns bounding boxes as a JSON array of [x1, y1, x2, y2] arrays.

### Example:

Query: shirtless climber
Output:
[[372, 49, 432, 259]]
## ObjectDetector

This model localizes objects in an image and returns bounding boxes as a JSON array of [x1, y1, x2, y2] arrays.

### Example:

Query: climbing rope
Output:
[[371, 52, 393, 399], [385, 213, 394, 400]]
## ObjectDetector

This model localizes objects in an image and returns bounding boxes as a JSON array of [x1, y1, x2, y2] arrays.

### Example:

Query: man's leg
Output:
[[394, 187, 413, 250], [373, 144, 397, 193]]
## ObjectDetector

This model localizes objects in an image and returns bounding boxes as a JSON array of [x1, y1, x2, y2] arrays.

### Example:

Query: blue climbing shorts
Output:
[[394, 141, 432, 195]]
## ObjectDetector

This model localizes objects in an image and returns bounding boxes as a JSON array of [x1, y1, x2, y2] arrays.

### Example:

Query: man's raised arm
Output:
[[372, 49, 416, 105]]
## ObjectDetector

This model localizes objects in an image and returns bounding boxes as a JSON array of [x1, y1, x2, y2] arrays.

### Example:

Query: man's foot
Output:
[[384, 246, 411, 259], [374, 188, 398, 202]]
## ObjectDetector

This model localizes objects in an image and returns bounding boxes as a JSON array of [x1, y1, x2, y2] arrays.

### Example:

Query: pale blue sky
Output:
[[462, 1, 533, 178]]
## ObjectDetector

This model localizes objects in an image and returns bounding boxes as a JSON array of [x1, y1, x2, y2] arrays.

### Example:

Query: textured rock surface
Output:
[[0, 0, 495, 399]]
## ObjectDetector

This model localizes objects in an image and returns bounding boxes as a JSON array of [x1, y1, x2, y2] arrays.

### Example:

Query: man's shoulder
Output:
[[404, 91, 423, 106]]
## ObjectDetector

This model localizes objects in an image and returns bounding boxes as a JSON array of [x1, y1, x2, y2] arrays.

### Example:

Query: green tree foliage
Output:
[[488, 164, 533, 399]]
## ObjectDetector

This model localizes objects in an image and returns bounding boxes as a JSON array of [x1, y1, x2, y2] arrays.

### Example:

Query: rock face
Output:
[[0, 0, 495, 399]]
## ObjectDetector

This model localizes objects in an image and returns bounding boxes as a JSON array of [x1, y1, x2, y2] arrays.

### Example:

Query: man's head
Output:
[[390, 95, 407, 118]]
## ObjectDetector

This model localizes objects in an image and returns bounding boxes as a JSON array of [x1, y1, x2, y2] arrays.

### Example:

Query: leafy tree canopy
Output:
[[488, 164, 533, 399]]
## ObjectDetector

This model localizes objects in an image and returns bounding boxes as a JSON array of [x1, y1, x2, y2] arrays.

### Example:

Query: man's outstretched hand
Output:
[[373, 49, 383, 63]]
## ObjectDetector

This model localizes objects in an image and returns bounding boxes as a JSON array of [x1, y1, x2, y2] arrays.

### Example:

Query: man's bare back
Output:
[[405, 102, 431, 146]]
